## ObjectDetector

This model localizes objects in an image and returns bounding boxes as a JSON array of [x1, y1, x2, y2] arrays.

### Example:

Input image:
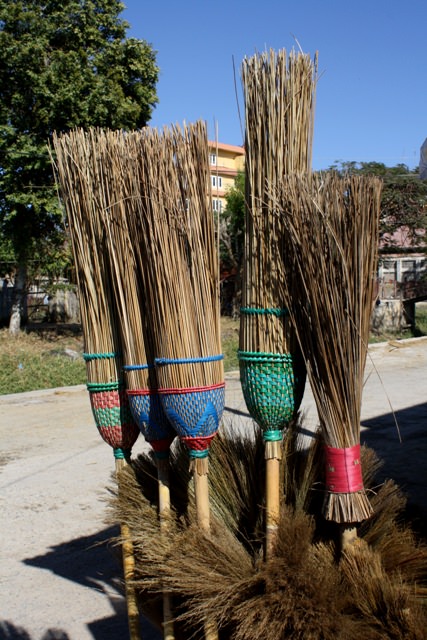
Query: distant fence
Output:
[[0, 280, 14, 324], [0, 280, 80, 327]]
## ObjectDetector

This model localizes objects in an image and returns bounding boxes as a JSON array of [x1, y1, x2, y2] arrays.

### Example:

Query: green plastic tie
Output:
[[240, 307, 288, 316], [238, 350, 292, 363], [113, 447, 129, 459], [189, 449, 209, 459], [154, 450, 170, 460], [263, 430, 283, 442], [83, 352, 118, 361]]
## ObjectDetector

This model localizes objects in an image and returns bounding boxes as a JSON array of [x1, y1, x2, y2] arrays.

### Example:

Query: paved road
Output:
[[0, 337, 426, 640]]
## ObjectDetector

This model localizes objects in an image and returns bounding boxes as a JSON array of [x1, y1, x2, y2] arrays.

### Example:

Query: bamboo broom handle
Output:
[[193, 466, 219, 640], [121, 522, 142, 640], [265, 457, 280, 559], [193, 469, 211, 532], [116, 459, 141, 640], [157, 459, 175, 640]]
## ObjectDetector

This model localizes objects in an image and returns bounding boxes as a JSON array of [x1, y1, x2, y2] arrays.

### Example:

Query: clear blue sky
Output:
[[122, 0, 426, 171]]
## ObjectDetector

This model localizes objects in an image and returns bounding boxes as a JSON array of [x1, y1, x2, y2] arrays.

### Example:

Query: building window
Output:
[[211, 175, 222, 188], [209, 153, 217, 166], [212, 199, 222, 212]]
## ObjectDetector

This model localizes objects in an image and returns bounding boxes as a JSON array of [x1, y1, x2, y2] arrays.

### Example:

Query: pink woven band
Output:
[[324, 444, 363, 493]]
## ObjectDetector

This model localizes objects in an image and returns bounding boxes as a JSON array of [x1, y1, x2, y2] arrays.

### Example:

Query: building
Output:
[[208, 141, 245, 213]]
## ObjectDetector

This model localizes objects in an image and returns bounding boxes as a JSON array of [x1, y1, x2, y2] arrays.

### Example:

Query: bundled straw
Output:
[[52, 129, 139, 460], [239, 49, 317, 553], [127, 122, 225, 473], [275, 172, 383, 528]]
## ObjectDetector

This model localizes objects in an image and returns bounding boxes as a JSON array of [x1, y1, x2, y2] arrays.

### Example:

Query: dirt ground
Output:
[[0, 337, 426, 640]]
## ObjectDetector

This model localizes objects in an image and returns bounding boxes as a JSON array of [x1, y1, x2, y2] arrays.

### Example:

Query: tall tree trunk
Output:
[[9, 263, 27, 335]]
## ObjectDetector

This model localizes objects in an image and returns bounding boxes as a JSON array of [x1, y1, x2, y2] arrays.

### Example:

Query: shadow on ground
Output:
[[361, 401, 427, 537], [14, 526, 161, 640]]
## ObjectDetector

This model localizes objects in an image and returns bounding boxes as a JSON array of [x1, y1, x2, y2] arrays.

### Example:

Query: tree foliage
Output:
[[329, 161, 427, 253], [0, 0, 159, 277], [219, 171, 245, 314], [220, 171, 245, 273]]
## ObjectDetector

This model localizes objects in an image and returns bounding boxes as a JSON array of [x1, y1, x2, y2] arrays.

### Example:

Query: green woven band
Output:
[[238, 350, 293, 363], [86, 381, 123, 392], [240, 307, 288, 316], [239, 351, 296, 430]]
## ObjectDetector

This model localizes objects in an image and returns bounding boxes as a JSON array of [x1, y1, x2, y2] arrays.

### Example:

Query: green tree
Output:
[[220, 171, 245, 315], [329, 161, 427, 253], [0, 0, 159, 331]]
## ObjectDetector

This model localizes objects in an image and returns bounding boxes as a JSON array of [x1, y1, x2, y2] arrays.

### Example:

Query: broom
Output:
[[132, 122, 224, 525], [97, 127, 177, 640], [52, 129, 142, 640], [131, 122, 224, 639], [275, 171, 383, 550], [239, 49, 317, 555]]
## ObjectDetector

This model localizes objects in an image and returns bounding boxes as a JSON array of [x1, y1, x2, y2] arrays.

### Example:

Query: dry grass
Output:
[[0, 327, 85, 394]]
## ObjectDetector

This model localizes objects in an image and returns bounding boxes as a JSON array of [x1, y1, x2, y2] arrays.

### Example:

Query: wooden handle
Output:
[[193, 464, 218, 640], [157, 459, 175, 640], [265, 457, 280, 559], [193, 468, 211, 532], [121, 523, 141, 640]]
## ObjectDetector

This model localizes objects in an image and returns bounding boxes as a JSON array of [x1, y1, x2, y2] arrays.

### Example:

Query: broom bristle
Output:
[[52, 129, 125, 383], [52, 129, 141, 454], [124, 122, 223, 391], [240, 48, 318, 356], [275, 172, 383, 523], [108, 424, 427, 639]]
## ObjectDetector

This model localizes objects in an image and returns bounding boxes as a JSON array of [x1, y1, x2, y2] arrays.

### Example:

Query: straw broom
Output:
[[133, 122, 224, 522], [97, 127, 177, 640], [275, 171, 382, 550], [51, 129, 142, 640], [130, 122, 224, 639], [239, 49, 317, 555]]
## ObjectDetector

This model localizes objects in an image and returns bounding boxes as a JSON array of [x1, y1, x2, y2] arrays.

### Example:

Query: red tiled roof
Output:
[[208, 141, 245, 154]]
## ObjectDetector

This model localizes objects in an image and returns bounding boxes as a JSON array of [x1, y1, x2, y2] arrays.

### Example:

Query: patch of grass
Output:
[[221, 316, 240, 372], [0, 329, 86, 395], [413, 305, 427, 336]]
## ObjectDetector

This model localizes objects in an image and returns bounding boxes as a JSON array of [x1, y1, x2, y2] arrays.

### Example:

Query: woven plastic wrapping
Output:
[[87, 382, 139, 454], [127, 390, 176, 454], [238, 351, 305, 433], [158, 383, 225, 453]]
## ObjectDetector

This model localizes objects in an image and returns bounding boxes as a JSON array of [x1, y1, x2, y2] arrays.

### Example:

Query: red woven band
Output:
[[324, 444, 363, 493], [157, 382, 225, 395], [181, 434, 216, 451], [150, 437, 175, 453], [127, 388, 153, 396]]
